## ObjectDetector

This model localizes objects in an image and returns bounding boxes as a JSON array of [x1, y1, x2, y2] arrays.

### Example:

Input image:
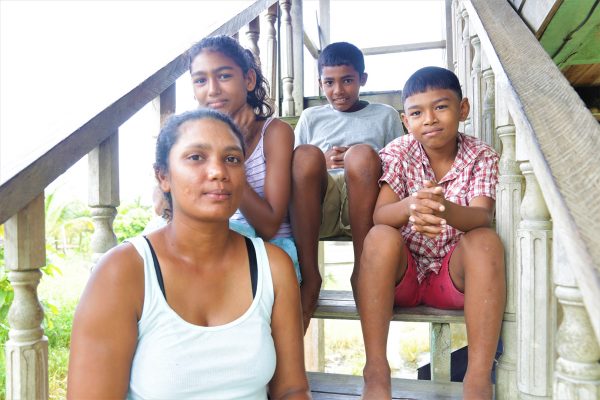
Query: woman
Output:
[[67, 109, 310, 399]]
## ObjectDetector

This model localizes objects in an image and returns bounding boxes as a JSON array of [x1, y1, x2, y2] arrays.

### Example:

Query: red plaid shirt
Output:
[[379, 133, 499, 282]]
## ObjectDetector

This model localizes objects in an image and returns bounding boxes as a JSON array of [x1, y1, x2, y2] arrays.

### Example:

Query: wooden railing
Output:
[[453, 1, 600, 398], [0, 1, 297, 397]]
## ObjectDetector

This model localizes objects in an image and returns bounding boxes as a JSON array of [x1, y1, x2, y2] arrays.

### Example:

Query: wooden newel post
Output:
[[89, 133, 120, 262], [4, 193, 49, 399]]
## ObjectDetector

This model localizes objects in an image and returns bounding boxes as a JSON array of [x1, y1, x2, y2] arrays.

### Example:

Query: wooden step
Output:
[[308, 371, 463, 399], [315, 290, 465, 324]]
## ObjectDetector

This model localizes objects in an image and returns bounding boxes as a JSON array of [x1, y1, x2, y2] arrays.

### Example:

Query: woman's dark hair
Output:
[[153, 108, 246, 215], [187, 35, 274, 118], [402, 66, 463, 104]]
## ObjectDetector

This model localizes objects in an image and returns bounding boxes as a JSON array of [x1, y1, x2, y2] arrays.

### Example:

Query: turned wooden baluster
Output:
[[516, 159, 553, 399], [494, 98, 522, 398], [460, 6, 473, 137], [246, 16, 260, 64], [469, 34, 481, 140], [89, 134, 119, 262], [481, 51, 496, 150], [4, 194, 48, 399], [553, 236, 600, 399], [279, 0, 295, 117], [264, 4, 278, 102], [451, 0, 461, 75]]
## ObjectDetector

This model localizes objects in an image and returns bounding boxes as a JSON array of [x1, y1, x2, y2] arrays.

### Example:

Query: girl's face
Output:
[[190, 50, 256, 118], [158, 118, 245, 223]]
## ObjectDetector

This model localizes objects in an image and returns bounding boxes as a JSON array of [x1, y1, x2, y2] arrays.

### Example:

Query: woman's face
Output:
[[158, 118, 245, 223], [190, 50, 256, 117]]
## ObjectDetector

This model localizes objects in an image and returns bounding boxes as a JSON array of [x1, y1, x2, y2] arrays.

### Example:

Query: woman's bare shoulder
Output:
[[86, 241, 145, 298]]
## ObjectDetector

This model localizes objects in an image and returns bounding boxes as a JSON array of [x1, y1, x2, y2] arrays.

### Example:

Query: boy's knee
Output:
[[292, 145, 325, 178], [463, 227, 502, 250], [363, 225, 404, 257], [462, 228, 505, 269], [344, 144, 381, 181]]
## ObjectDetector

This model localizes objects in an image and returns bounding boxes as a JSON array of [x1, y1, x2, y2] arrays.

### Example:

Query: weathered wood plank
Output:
[[308, 372, 463, 400], [0, 0, 278, 226], [314, 290, 465, 324]]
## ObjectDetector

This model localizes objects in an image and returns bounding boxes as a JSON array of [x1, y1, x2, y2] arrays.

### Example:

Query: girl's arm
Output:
[[266, 244, 311, 399], [67, 244, 143, 399], [239, 119, 294, 240]]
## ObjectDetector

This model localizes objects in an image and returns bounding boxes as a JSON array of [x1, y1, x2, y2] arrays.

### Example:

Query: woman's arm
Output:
[[67, 243, 143, 399], [266, 244, 311, 400], [238, 119, 294, 240]]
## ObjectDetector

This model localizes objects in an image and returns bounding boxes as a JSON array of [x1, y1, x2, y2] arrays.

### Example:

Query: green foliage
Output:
[[45, 192, 93, 254], [113, 198, 152, 243]]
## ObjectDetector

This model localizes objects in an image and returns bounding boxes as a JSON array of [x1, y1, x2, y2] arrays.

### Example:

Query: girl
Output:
[[68, 109, 309, 399], [188, 35, 300, 281]]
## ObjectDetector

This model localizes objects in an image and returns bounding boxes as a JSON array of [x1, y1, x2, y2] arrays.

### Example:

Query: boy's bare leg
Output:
[[358, 225, 408, 400], [449, 227, 505, 400], [290, 144, 329, 332], [344, 144, 382, 299]]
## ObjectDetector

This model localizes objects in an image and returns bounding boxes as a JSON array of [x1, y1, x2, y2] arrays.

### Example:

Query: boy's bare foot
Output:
[[463, 371, 493, 400], [362, 363, 392, 400]]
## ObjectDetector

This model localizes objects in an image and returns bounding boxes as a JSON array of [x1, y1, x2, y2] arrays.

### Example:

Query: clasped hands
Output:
[[324, 145, 349, 169], [408, 180, 447, 239]]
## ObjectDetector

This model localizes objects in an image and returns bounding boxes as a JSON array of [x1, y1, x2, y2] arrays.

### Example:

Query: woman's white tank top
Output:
[[126, 235, 276, 400]]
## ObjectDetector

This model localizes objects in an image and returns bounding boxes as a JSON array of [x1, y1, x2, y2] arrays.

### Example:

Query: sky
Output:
[[0, 0, 445, 206]]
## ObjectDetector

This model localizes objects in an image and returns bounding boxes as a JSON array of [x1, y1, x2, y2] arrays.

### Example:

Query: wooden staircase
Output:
[[307, 289, 465, 399], [308, 290, 464, 400]]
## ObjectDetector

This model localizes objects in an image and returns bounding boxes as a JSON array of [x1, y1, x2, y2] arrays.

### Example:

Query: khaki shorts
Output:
[[319, 169, 352, 238]]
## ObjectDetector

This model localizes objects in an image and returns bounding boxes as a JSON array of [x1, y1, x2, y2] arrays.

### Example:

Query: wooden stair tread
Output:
[[308, 371, 463, 399], [315, 290, 465, 324]]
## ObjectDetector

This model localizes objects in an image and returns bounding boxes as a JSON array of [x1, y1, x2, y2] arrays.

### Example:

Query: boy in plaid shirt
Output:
[[357, 66, 505, 400]]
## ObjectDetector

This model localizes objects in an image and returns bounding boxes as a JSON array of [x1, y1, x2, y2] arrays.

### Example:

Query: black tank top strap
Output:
[[244, 237, 258, 298], [143, 236, 166, 300]]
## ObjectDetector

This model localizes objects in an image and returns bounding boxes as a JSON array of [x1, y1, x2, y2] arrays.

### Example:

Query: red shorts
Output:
[[394, 244, 464, 309]]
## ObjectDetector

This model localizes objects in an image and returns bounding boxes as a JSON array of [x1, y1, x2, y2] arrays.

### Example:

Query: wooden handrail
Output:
[[466, 0, 600, 339], [0, 0, 278, 226]]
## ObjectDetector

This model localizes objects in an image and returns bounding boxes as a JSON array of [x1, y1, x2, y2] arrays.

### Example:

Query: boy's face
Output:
[[319, 65, 367, 112], [401, 88, 469, 153]]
